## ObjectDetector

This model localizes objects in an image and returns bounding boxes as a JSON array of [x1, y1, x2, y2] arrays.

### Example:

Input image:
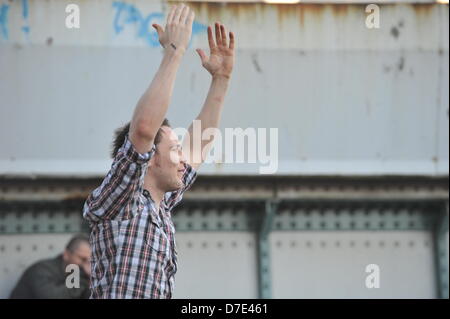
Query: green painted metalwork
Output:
[[0, 198, 447, 299], [433, 202, 449, 299], [0, 200, 444, 234], [257, 200, 278, 299]]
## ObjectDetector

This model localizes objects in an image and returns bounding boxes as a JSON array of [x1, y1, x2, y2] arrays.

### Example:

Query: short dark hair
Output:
[[111, 118, 171, 158], [66, 233, 90, 253]]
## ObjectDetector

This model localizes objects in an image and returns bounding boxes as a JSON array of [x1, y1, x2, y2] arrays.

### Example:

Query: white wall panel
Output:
[[0, 1, 447, 176]]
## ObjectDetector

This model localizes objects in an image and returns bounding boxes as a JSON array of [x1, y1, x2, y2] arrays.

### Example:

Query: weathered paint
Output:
[[0, 0, 448, 176]]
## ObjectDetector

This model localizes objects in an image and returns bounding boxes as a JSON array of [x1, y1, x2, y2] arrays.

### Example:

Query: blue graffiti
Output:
[[192, 21, 207, 37], [22, 0, 28, 18], [0, 4, 9, 39], [112, 1, 162, 46], [112, 1, 206, 47], [21, 0, 30, 36], [0, 0, 29, 40]]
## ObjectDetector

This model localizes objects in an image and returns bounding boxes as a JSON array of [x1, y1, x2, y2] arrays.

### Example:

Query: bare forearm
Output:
[[131, 49, 183, 141], [184, 76, 230, 167], [183, 21, 235, 168], [196, 75, 230, 130]]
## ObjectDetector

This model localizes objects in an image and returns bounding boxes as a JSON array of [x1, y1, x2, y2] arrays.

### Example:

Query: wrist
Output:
[[212, 73, 231, 81], [163, 44, 186, 58]]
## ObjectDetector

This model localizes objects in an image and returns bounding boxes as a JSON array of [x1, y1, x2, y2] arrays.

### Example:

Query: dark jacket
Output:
[[9, 254, 90, 299]]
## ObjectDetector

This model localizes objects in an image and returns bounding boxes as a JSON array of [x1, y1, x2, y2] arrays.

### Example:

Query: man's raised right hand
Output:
[[152, 4, 195, 55]]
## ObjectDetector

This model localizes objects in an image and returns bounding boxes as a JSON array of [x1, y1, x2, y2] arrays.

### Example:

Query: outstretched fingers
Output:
[[152, 23, 164, 38], [186, 10, 195, 29], [229, 31, 235, 50], [172, 4, 184, 24], [196, 48, 208, 65], [179, 5, 190, 24], [220, 24, 227, 47], [207, 26, 215, 49], [166, 5, 176, 25], [214, 22, 222, 48]]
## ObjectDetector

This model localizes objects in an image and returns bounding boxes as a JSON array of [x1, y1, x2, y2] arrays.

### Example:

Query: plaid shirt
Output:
[[82, 133, 197, 299]]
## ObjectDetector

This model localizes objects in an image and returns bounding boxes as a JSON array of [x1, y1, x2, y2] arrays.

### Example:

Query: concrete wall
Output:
[[0, 0, 448, 176]]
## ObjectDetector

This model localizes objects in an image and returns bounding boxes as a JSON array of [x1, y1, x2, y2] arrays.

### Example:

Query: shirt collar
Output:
[[143, 189, 168, 211]]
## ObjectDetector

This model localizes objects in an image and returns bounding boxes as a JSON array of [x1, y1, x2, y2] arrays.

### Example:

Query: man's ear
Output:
[[152, 149, 165, 168]]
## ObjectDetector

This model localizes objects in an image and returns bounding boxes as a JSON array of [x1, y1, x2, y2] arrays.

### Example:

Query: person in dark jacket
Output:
[[10, 234, 91, 299]]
